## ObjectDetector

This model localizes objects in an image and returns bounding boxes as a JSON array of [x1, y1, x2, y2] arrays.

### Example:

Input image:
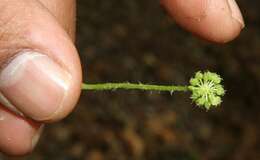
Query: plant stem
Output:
[[82, 83, 189, 93]]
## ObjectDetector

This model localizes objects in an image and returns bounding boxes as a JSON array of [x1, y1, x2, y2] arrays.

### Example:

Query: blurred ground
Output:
[[3, 0, 260, 159]]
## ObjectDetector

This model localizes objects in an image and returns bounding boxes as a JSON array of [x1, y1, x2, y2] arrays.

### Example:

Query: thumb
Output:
[[0, 0, 82, 122]]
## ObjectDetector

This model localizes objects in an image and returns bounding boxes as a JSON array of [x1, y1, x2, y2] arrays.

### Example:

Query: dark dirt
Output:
[[4, 0, 260, 160]]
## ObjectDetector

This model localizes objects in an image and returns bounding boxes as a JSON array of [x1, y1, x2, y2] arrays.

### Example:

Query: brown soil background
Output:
[[4, 0, 260, 159]]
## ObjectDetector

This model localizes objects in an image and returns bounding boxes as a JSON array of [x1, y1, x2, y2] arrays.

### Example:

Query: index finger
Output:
[[161, 0, 244, 43]]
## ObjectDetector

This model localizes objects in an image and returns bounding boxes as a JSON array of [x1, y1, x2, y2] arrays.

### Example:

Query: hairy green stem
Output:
[[81, 71, 225, 110], [82, 83, 189, 92]]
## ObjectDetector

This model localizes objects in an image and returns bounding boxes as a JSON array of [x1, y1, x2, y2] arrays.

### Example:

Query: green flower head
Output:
[[188, 71, 225, 110]]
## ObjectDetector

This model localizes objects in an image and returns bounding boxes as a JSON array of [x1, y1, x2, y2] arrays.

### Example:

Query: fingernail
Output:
[[32, 125, 44, 148], [0, 51, 71, 121], [227, 0, 245, 28]]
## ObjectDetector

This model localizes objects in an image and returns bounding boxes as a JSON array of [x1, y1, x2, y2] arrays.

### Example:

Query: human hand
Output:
[[0, 0, 243, 156], [0, 0, 81, 155], [161, 0, 244, 43]]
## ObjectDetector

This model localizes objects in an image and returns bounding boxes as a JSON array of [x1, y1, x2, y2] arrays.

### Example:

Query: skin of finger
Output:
[[37, 0, 76, 40], [0, 0, 76, 155], [161, 0, 243, 43], [0, 0, 82, 122], [0, 105, 41, 156]]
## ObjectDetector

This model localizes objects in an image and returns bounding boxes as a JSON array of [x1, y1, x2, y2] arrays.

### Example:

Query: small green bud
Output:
[[203, 71, 222, 84], [190, 78, 200, 86], [188, 71, 225, 110], [197, 97, 206, 106], [209, 95, 221, 106], [195, 71, 203, 80], [214, 84, 225, 96]]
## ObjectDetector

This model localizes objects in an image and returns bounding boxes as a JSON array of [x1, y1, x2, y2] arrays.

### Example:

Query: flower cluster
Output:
[[188, 71, 225, 110]]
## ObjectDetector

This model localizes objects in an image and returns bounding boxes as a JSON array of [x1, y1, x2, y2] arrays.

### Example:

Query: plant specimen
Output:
[[82, 71, 225, 110]]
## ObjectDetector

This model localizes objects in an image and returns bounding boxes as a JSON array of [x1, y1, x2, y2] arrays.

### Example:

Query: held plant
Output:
[[82, 71, 225, 110]]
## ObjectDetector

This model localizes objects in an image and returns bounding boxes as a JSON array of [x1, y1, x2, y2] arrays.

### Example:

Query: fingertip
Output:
[[161, 0, 245, 43], [0, 106, 42, 156], [26, 12, 82, 122]]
